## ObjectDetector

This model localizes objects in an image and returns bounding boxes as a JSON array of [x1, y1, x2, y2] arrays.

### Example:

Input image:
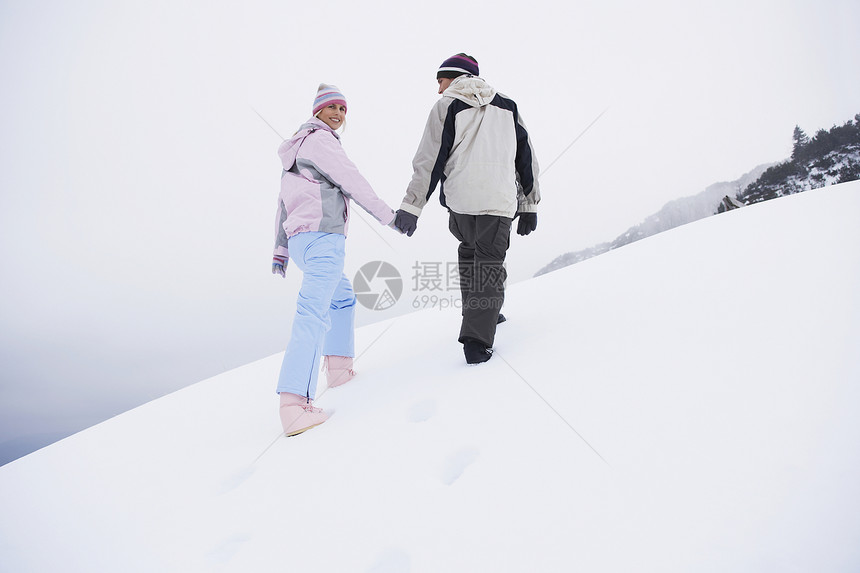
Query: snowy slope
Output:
[[537, 163, 772, 275], [1, 182, 859, 572]]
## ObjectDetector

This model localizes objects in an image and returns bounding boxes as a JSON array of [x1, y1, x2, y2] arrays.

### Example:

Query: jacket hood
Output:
[[278, 117, 339, 169], [443, 75, 496, 107]]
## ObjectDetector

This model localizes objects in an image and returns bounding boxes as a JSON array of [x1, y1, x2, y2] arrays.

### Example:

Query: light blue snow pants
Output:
[[276, 232, 356, 399]]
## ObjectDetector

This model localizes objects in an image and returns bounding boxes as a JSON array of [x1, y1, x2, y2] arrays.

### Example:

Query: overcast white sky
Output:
[[1, 0, 859, 461]]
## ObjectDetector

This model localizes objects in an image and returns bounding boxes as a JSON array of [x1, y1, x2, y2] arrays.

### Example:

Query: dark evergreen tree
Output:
[[739, 112, 860, 205], [791, 125, 810, 161], [837, 162, 860, 184]]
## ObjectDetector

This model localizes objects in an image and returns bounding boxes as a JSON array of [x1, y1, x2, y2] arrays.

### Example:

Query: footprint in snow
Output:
[[218, 466, 255, 495], [441, 447, 480, 486], [365, 547, 411, 572], [206, 534, 250, 564], [407, 399, 436, 423]]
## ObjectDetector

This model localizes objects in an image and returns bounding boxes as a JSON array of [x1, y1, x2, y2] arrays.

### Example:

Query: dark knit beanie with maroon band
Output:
[[437, 53, 479, 80]]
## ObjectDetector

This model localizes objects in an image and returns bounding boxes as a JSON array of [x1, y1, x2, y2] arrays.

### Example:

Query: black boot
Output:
[[463, 339, 493, 365]]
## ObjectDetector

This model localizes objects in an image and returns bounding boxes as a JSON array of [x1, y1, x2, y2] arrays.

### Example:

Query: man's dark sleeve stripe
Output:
[[491, 95, 536, 196], [427, 99, 470, 201]]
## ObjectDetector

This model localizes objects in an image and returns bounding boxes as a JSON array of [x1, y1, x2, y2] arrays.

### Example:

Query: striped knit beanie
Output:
[[437, 53, 479, 80], [312, 83, 347, 116]]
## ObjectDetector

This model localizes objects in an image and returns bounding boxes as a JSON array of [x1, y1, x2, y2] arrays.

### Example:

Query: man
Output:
[[395, 53, 541, 364]]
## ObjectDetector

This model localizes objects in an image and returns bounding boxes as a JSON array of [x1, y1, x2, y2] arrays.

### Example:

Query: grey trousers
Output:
[[448, 211, 512, 347]]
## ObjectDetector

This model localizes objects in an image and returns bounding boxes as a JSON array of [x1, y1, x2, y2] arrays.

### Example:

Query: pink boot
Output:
[[324, 355, 356, 388], [279, 392, 329, 437]]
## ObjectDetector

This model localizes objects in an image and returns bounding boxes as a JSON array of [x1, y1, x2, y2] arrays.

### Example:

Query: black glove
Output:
[[394, 209, 418, 237], [516, 212, 537, 236]]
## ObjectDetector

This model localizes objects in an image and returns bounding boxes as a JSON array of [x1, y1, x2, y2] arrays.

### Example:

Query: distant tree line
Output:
[[739, 113, 860, 205]]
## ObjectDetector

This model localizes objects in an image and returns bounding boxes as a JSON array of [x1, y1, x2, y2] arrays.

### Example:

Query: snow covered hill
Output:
[[537, 164, 772, 275], [1, 182, 859, 572]]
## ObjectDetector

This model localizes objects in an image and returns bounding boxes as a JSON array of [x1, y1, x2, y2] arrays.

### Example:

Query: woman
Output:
[[272, 83, 399, 436]]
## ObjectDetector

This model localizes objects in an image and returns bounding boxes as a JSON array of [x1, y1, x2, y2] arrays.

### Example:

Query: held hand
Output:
[[272, 257, 287, 277], [516, 212, 537, 236], [388, 220, 405, 234], [394, 209, 418, 237]]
